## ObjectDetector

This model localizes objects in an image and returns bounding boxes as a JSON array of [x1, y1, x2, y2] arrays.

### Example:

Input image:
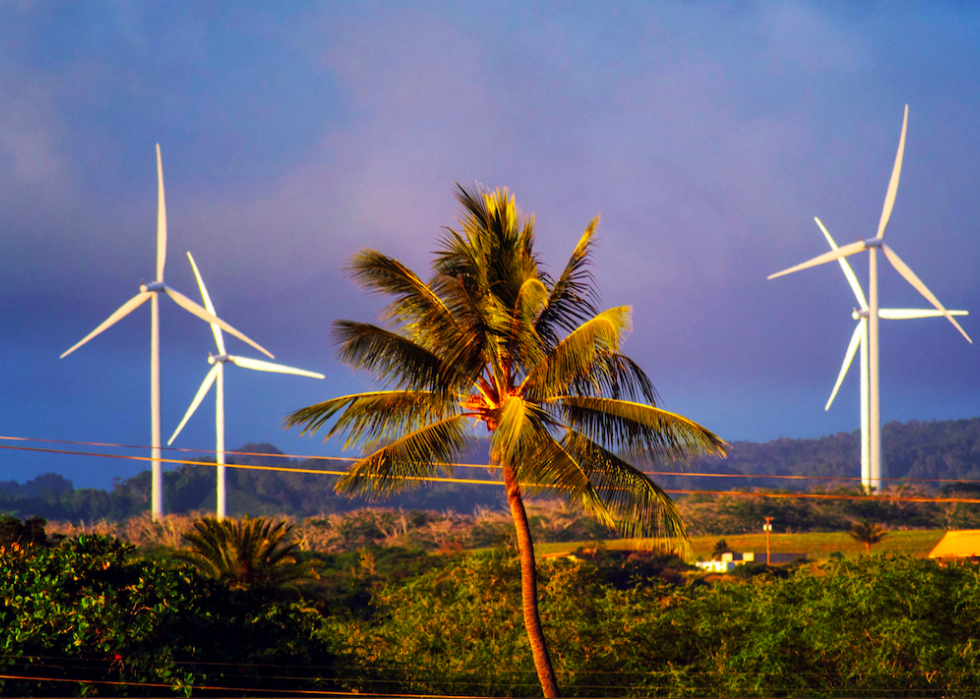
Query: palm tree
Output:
[[849, 519, 888, 554], [176, 515, 316, 590], [286, 185, 726, 697]]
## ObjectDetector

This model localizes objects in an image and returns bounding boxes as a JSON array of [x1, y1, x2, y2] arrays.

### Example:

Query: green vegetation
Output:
[[683, 416, 980, 487], [0, 530, 335, 697], [3, 515, 979, 697], [284, 185, 725, 696], [850, 518, 889, 554], [175, 515, 318, 589], [331, 552, 980, 697], [537, 528, 946, 561]]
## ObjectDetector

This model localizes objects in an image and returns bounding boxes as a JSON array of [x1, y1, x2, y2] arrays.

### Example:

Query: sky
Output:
[[1, 1, 979, 489]]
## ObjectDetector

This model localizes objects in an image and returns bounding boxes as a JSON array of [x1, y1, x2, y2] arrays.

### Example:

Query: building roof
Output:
[[928, 530, 980, 559]]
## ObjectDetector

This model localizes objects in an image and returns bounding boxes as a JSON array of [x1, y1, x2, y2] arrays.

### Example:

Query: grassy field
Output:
[[535, 529, 947, 561]]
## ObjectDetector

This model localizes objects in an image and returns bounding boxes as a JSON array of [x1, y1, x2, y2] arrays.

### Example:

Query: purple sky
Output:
[[2, 2, 979, 488]]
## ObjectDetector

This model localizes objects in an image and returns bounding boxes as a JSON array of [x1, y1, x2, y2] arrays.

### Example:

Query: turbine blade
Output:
[[168, 364, 220, 445], [826, 322, 863, 411], [60, 292, 152, 358], [156, 144, 167, 281], [768, 240, 867, 280], [882, 243, 972, 343], [815, 217, 868, 310], [186, 252, 225, 354], [163, 287, 276, 358], [879, 308, 969, 320], [876, 105, 908, 239], [228, 355, 325, 378]]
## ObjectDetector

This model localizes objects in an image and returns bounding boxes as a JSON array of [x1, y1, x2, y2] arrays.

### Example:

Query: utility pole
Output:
[[763, 517, 773, 565]]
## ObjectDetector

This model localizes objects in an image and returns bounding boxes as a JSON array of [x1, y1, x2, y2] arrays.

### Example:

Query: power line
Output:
[[4, 433, 980, 486], [3, 440, 980, 504], [0, 443, 498, 486], [0, 672, 480, 698]]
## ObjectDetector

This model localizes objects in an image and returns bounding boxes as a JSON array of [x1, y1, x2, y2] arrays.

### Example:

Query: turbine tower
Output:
[[61, 145, 274, 521], [769, 105, 972, 492], [168, 252, 324, 520], [816, 218, 967, 489]]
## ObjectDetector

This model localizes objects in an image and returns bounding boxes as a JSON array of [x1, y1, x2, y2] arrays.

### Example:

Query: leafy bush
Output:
[[0, 533, 335, 697], [328, 552, 980, 697]]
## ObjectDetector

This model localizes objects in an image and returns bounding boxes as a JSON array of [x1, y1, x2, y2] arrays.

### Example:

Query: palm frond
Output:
[[428, 269, 494, 377], [284, 391, 458, 450], [550, 396, 727, 463], [536, 219, 600, 346], [504, 277, 549, 373], [332, 321, 474, 393], [176, 516, 315, 588], [570, 353, 660, 404], [336, 414, 472, 498], [522, 307, 632, 399], [563, 430, 691, 552], [347, 250, 457, 334]]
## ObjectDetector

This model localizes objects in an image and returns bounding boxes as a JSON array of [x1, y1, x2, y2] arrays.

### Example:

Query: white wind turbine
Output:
[[815, 217, 967, 489], [61, 145, 273, 521], [770, 105, 972, 492], [168, 252, 324, 520]]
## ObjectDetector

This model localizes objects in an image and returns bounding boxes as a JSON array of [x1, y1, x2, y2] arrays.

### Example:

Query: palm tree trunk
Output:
[[504, 466, 560, 698]]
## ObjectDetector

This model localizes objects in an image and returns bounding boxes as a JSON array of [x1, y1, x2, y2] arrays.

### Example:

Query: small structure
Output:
[[695, 551, 806, 573], [928, 530, 980, 560], [695, 559, 736, 573]]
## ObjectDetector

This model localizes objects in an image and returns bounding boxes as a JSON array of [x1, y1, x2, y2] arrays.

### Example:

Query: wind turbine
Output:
[[168, 252, 324, 520], [815, 217, 968, 489], [770, 105, 972, 492], [61, 145, 274, 521]]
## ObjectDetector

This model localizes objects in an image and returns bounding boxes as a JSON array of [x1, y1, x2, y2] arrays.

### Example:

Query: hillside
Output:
[[669, 417, 980, 491], [3, 416, 980, 523]]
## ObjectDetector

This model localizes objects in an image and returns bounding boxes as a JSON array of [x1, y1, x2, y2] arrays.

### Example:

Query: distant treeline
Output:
[[0, 442, 506, 523], [671, 416, 980, 490], [3, 416, 980, 525]]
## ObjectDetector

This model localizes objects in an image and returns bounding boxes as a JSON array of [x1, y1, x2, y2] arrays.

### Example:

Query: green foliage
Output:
[[0, 514, 59, 548], [0, 532, 335, 697], [175, 515, 317, 590], [328, 553, 980, 697], [850, 519, 888, 552]]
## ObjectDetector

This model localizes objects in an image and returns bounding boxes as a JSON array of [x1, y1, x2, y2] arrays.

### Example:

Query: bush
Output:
[[0, 533, 335, 697], [328, 553, 980, 697]]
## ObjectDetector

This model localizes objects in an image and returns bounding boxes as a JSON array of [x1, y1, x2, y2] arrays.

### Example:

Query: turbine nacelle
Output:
[[141, 281, 167, 293], [852, 308, 969, 321], [208, 353, 231, 365]]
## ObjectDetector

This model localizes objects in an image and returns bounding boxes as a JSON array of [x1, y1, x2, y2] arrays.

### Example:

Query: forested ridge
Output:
[[3, 416, 980, 524], [685, 417, 980, 486]]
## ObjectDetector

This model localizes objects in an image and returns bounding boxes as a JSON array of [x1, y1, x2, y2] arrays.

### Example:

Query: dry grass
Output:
[[534, 529, 947, 561], [47, 512, 204, 549], [42, 504, 950, 561]]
